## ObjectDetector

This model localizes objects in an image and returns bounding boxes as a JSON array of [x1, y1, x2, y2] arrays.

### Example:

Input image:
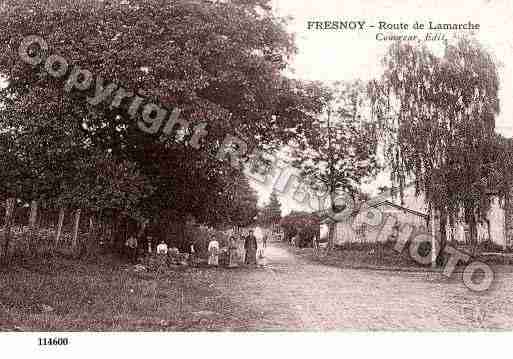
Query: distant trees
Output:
[[369, 38, 500, 250], [267, 190, 283, 225], [257, 190, 282, 228]]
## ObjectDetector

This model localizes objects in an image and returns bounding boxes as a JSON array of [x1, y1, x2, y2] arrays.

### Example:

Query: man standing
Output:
[[244, 230, 258, 265], [125, 235, 138, 264]]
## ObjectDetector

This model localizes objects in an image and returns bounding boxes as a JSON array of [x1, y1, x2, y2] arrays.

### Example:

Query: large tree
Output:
[[369, 38, 500, 251], [0, 0, 323, 238], [292, 80, 380, 252]]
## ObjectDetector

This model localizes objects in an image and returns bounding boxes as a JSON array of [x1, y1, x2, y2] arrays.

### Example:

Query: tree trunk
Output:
[[469, 212, 478, 255], [439, 211, 447, 246], [438, 210, 447, 267], [88, 216, 94, 241], [111, 212, 119, 246], [160, 209, 186, 251], [27, 200, 38, 255], [85, 215, 95, 255], [486, 218, 492, 243], [2, 198, 16, 264], [137, 219, 148, 238], [55, 208, 65, 244], [326, 189, 336, 255], [72, 209, 81, 252], [430, 206, 436, 268], [326, 221, 335, 254], [97, 210, 103, 244], [178, 220, 186, 251]]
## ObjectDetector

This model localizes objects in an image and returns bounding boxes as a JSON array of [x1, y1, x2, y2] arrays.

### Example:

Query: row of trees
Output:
[[0, 0, 323, 259]]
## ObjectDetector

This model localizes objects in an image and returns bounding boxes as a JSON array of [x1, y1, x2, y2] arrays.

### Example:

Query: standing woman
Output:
[[244, 230, 258, 265], [238, 231, 245, 264], [208, 235, 220, 267], [228, 235, 239, 267]]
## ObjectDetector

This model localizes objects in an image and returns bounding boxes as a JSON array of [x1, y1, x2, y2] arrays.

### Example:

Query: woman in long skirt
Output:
[[244, 230, 258, 265], [228, 236, 239, 267], [208, 236, 219, 267]]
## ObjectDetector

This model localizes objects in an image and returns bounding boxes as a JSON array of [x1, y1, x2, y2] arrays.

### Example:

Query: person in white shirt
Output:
[[156, 240, 168, 255], [208, 236, 220, 266]]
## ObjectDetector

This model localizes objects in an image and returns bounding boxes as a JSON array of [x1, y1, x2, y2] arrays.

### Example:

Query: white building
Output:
[[320, 185, 508, 246]]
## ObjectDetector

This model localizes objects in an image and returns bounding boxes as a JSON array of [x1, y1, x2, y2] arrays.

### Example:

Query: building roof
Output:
[[319, 200, 428, 224]]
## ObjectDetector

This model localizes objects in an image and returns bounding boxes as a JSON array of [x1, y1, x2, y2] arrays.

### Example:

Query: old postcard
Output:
[[1, 0, 512, 357]]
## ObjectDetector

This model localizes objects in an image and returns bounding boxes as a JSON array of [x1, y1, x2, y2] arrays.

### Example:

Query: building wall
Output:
[[332, 203, 428, 245], [442, 198, 505, 245], [506, 190, 513, 246], [324, 190, 509, 246], [385, 188, 507, 246]]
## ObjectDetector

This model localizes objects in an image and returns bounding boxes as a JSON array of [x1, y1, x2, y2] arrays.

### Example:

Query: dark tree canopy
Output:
[[0, 0, 324, 228]]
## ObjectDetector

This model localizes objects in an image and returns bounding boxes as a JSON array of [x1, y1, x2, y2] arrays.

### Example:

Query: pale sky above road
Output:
[[254, 0, 513, 214]]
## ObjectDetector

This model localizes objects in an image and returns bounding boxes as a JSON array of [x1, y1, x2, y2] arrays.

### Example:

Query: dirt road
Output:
[[197, 242, 513, 330]]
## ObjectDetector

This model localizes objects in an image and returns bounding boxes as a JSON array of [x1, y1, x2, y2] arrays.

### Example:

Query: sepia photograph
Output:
[[1, 0, 513, 356]]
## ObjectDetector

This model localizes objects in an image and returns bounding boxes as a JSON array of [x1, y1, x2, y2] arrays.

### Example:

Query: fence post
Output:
[[2, 198, 16, 263], [72, 209, 81, 252]]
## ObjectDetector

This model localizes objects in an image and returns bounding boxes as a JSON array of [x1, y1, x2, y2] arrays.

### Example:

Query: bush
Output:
[[333, 239, 443, 268], [280, 211, 320, 247]]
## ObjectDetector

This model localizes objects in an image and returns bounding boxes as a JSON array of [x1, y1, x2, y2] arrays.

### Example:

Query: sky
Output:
[[253, 0, 513, 214]]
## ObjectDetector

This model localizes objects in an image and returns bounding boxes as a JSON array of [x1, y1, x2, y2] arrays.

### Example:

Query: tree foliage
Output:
[[0, 0, 323, 230], [293, 81, 380, 202], [292, 80, 380, 251], [369, 38, 500, 246]]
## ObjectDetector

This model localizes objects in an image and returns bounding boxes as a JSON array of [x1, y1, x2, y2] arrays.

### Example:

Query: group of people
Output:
[[124, 235, 179, 264], [206, 229, 260, 267], [125, 228, 269, 267]]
